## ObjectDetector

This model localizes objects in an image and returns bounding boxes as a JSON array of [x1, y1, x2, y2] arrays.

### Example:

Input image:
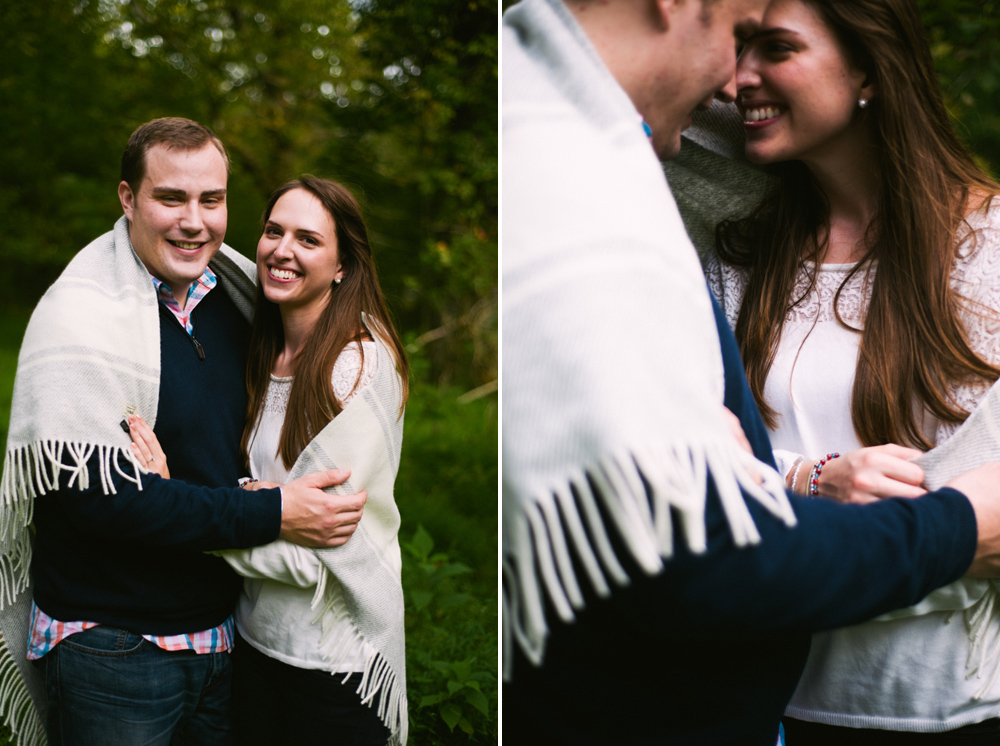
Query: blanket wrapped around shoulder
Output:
[[278, 331, 409, 744], [503, 0, 797, 684], [0, 215, 256, 745]]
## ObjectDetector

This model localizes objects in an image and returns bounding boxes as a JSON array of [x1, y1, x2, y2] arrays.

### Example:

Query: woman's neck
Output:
[[273, 303, 324, 378], [801, 134, 879, 265]]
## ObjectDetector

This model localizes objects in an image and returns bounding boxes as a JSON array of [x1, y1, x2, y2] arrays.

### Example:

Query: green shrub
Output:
[[402, 525, 497, 744]]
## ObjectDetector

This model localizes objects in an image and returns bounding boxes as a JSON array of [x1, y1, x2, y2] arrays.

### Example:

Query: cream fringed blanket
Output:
[[273, 333, 409, 744], [0, 216, 256, 744]]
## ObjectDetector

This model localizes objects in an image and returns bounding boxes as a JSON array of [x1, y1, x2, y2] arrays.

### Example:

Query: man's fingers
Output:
[[299, 468, 352, 489]]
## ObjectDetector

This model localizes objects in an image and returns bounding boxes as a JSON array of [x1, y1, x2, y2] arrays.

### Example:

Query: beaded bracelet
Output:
[[808, 452, 840, 497]]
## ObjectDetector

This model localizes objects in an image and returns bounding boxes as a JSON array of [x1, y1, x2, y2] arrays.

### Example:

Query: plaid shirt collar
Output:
[[150, 267, 218, 337]]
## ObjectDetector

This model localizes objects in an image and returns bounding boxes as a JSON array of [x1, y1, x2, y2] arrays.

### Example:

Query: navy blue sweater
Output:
[[504, 296, 977, 745], [32, 285, 282, 635]]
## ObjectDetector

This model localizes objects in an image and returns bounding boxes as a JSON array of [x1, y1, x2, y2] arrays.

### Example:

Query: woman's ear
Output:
[[860, 74, 877, 107]]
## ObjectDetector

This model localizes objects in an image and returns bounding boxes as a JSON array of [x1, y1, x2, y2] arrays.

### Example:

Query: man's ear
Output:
[[654, 0, 680, 32], [118, 181, 136, 220]]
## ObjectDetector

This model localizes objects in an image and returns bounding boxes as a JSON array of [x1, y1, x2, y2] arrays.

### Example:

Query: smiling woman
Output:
[[223, 175, 412, 744], [707, 0, 1000, 740], [256, 187, 344, 330]]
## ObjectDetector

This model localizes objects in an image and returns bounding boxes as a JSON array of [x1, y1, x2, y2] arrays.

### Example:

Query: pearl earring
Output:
[[334, 277, 342, 284], [858, 98, 869, 109]]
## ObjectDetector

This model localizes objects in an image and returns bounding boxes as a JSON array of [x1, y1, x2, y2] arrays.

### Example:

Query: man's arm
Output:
[[39, 452, 364, 550]]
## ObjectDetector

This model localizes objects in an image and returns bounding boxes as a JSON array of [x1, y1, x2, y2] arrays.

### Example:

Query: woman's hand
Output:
[[815, 444, 926, 504], [128, 415, 169, 479], [722, 406, 754, 456], [722, 406, 764, 485]]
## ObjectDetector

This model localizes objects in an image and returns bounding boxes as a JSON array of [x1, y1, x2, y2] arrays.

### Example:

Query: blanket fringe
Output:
[[311, 569, 408, 745], [502, 440, 793, 681], [0, 632, 46, 746], [1, 441, 144, 610]]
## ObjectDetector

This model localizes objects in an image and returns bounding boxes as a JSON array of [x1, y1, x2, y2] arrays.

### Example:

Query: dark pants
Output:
[[783, 717, 1000, 744], [40, 625, 232, 745], [231, 632, 390, 745]]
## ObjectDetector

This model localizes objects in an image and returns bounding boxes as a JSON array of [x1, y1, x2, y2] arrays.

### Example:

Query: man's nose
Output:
[[178, 201, 205, 232]]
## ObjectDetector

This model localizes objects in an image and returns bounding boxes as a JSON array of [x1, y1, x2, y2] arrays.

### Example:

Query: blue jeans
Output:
[[40, 625, 232, 745]]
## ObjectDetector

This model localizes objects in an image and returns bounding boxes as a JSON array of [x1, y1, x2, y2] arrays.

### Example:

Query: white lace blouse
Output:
[[225, 341, 378, 672], [706, 200, 1000, 730]]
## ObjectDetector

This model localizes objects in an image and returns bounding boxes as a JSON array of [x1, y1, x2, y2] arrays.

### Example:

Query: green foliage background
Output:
[[0, 0, 497, 743]]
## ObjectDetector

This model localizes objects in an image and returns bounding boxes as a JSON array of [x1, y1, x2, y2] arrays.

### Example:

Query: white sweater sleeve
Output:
[[217, 540, 321, 588]]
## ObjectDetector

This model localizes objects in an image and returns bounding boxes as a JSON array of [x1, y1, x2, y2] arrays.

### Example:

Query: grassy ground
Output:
[[0, 306, 498, 744]]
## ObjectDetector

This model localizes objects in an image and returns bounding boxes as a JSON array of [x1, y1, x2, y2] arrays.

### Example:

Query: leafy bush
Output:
[[402, 525, 497, 743]]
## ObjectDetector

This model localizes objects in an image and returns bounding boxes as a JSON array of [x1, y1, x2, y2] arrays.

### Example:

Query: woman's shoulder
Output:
[[704, 250, 750, 329], [954, 194, 1000, 282], [332, 340, 379, 407]]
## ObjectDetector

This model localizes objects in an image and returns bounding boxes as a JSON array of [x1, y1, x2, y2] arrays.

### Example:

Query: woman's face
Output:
[[257, 188, 344, 312], [735, 0, 870, 166]]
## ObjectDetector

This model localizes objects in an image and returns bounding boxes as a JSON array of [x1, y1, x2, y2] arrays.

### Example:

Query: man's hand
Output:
[[278, 468, 367, 548], [947, 463, 1000, 577]]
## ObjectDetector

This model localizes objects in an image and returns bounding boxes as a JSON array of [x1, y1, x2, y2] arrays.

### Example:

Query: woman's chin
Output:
[[744, 147, 777, 166]]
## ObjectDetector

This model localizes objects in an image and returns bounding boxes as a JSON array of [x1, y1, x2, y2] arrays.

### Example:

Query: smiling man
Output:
[[0, 118, 368, 744], [502, 1, 1000, 744]]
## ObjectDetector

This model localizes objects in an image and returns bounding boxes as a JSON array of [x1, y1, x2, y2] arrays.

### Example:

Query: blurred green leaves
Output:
[[0, 0, 497, 389]]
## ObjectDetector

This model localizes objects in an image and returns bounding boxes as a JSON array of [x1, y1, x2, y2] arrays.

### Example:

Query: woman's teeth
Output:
[[745, 106, 782, 123], [270, 267, 299, 280]]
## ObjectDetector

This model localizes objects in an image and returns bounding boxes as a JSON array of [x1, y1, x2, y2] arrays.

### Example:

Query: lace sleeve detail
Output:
[[704, 250, 749, 330], [939, 199, 1000, 444], [332, 340, 378, 408]]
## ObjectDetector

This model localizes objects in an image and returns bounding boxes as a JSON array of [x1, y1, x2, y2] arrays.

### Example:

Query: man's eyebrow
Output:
[[735, 20, 761, 40], [150, 187, 227, 198]]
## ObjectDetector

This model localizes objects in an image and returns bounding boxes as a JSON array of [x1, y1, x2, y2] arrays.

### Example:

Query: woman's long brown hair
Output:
[[240, 176, 410, 470], [717, 0, 1000, 449]]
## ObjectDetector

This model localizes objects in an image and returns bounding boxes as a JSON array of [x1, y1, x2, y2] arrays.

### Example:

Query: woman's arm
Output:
[[217, 541, 322, 588]]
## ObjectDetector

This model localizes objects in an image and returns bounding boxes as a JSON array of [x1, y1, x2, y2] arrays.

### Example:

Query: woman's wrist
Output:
[[808, 452, 841, 497], [788, 457, 806, 493]]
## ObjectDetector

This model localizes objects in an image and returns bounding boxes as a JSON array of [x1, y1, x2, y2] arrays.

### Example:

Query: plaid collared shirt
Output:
[[151, 266, 218, 336], [28, 265, 232, 660], [27, 603, 234, 659]]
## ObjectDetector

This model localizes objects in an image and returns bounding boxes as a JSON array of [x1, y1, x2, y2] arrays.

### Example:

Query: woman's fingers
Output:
[[128, 415, 169, 478], [819, 445, 927, 503]]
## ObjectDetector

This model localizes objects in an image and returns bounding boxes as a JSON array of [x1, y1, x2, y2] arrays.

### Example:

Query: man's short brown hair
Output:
[[120, 117, 230, 192]]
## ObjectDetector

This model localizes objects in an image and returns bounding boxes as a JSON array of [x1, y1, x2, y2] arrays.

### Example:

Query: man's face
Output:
[[650, 0, 769, 159], [118, 143, 228, 303]]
